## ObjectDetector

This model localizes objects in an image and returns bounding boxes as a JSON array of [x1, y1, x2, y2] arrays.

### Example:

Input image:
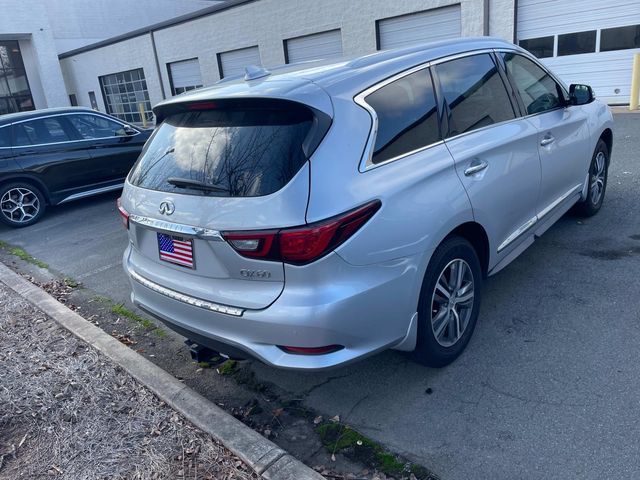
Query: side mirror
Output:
[[569, 84, 595, 106], [123, 125, 138, 136]]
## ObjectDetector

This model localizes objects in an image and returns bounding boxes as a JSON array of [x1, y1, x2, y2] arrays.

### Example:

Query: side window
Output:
[[365, 68, 440, 165], [501, 53, 563, 115], [67, 114, 126, 139], [13, 117, 72, 147], [0, 126, 11, 148], [434, 53, 515, 137]]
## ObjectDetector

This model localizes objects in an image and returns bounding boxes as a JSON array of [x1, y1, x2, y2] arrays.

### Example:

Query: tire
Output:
[[412, 236, 482, 367], [574, 139, 608, 217], [0, 182, 46, 228]]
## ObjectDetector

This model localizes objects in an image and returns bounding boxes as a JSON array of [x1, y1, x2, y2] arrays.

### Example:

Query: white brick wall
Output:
[[61, 0, 513, 114]]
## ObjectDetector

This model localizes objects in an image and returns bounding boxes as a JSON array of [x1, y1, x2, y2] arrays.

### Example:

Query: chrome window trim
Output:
[[0, 111, 140, 149], [354, 48, 504, 171], [497, 183, 582, 252], [129, 269, 244, 317], [129, 214, 224, 241]]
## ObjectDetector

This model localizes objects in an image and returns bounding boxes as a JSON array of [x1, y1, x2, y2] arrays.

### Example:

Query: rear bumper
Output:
[[123, 245, 424, 370]]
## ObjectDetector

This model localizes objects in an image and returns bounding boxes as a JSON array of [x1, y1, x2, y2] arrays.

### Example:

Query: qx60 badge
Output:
[[159, 200, 175, 215]]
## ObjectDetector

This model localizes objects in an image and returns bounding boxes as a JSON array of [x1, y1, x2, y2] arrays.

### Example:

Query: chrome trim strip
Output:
[[0, 111, 140, 149], [497, 183, 583, 253], [537, 183, 582, 220], [129, 269, 244, 317], [497, 216, 537, 253], [129, 214, 224, 241], [58, 183, 124, 204]]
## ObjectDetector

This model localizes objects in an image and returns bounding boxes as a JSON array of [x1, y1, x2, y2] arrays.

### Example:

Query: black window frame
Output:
[[518, 36, 555, 59], [498, 51, 569, 117], [557, 30, 597, 56], [431, 52, 519, 139], [166, 57, 203, 96], [600, 24, 640, 52]]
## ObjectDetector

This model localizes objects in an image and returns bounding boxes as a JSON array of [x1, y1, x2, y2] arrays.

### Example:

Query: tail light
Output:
[[222, 200, 381, 265], [116, 197, 129, 229]]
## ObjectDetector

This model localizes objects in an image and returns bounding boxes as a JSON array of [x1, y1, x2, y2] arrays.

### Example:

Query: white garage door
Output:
[[168, 58, 202, 95], [517, 0, 640, 104], [218, 46, 261, 79], [285, 29, 343, 64], [377, 5, 462, 51]]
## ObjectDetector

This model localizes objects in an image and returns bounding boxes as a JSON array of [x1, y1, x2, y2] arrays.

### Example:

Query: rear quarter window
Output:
[[129, 101, 314, 197], [364, 68, 440, 164]]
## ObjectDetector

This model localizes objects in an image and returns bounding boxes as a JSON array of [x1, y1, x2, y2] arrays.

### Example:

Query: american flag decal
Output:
[[157, 233, 194, 268]]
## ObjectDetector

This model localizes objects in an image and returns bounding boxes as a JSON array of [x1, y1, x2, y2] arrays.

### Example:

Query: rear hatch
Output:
[[123, 96, 331, 309]]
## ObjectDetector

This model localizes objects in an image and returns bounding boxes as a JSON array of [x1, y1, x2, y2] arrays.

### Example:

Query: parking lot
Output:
[[2, 112, 639, 479]]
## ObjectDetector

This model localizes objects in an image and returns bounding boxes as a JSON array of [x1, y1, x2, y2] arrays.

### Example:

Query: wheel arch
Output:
[[599, 128, 613, 164], [443, 222, 490, 277], [0, 174, 51, 203]]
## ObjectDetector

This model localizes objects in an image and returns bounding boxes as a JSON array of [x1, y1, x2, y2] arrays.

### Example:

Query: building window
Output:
[[557, 31, 596, 56], [99, 68, 152, 124], [0, 41, 34, 116], [69, 94, 78, 106], [167, 58, 203, 96], [519, 36, 554, 59], [600, 24, 640, 52]]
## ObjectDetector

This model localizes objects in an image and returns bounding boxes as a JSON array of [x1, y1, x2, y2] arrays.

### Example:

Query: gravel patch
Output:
[[0, 284, 258, 480]]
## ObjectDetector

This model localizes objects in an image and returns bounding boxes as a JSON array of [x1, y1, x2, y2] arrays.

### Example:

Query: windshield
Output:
[[128, 102, 313, 197]]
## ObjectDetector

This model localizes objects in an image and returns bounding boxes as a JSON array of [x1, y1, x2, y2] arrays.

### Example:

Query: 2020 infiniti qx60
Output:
[[118, 38, 613, 370]]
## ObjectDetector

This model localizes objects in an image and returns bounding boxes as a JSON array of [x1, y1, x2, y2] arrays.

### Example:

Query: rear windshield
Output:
[[128, 102, 313, 197]]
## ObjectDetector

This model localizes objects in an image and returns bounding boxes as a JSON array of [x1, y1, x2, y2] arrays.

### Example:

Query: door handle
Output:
[[464, 160, 488, 176], [540, 134, 555, 147]]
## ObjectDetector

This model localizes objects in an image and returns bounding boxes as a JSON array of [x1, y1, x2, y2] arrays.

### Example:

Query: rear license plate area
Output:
[[157, 232, 194, 268]]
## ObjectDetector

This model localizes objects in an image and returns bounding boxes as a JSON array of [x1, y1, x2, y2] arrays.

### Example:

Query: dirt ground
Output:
[[0, 284, 258, 480]]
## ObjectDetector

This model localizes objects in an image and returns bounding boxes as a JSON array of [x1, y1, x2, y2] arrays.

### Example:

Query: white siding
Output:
[[377, 5, 462, 50], [517, 0, 640, 104], [218, 46, 261, 79], [168, 58, 202, 89], [285, 30, 343, 64]]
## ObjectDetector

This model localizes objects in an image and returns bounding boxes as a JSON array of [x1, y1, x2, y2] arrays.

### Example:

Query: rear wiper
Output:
[[167, 177, 229, 193]]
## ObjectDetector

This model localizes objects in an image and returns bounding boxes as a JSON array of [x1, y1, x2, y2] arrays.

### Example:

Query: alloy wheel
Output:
[[430, 258, 475, 347], [590, 151, 606, 206], [1, 187, 40, 224]]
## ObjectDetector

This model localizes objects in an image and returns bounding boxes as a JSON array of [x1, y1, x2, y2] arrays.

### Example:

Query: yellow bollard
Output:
[[138, 102, 147, 128], [630, 53, 640, 111]]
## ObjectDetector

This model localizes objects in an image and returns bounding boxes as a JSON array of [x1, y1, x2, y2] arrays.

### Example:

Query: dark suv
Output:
[[0, 107, 151, 227]]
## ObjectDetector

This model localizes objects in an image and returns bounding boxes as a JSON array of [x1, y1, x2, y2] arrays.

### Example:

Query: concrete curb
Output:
[[0, 262, 324, 480]]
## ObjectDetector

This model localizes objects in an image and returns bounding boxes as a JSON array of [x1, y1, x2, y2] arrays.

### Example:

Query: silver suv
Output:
[[119, 38, 613, 370]]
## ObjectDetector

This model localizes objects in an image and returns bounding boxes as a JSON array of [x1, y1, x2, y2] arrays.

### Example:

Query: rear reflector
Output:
[[278, 345, 344, 355], [222, 200, 381, 265], [116, 197, 129, 229]]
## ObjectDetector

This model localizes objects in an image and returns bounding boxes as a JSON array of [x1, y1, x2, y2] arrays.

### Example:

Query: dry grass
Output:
[[0, 285, 258, 480]]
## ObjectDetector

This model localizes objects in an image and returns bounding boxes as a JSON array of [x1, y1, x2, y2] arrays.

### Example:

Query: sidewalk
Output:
[[0, 283, 257, 479]]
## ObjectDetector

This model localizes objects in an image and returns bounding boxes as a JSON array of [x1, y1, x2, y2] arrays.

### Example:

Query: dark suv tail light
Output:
[[222, 200, 381, 265]]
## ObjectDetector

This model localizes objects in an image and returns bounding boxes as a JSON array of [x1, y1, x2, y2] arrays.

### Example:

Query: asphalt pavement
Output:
[[2, 112, 639, 479]]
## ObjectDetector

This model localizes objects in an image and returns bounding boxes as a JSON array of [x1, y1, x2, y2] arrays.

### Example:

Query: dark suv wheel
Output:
[[0, 182, 46, 228], [412, 236, 483, 367]]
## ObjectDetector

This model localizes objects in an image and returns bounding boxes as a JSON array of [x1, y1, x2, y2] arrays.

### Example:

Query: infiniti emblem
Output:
[[159, 200, 175, 215]]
